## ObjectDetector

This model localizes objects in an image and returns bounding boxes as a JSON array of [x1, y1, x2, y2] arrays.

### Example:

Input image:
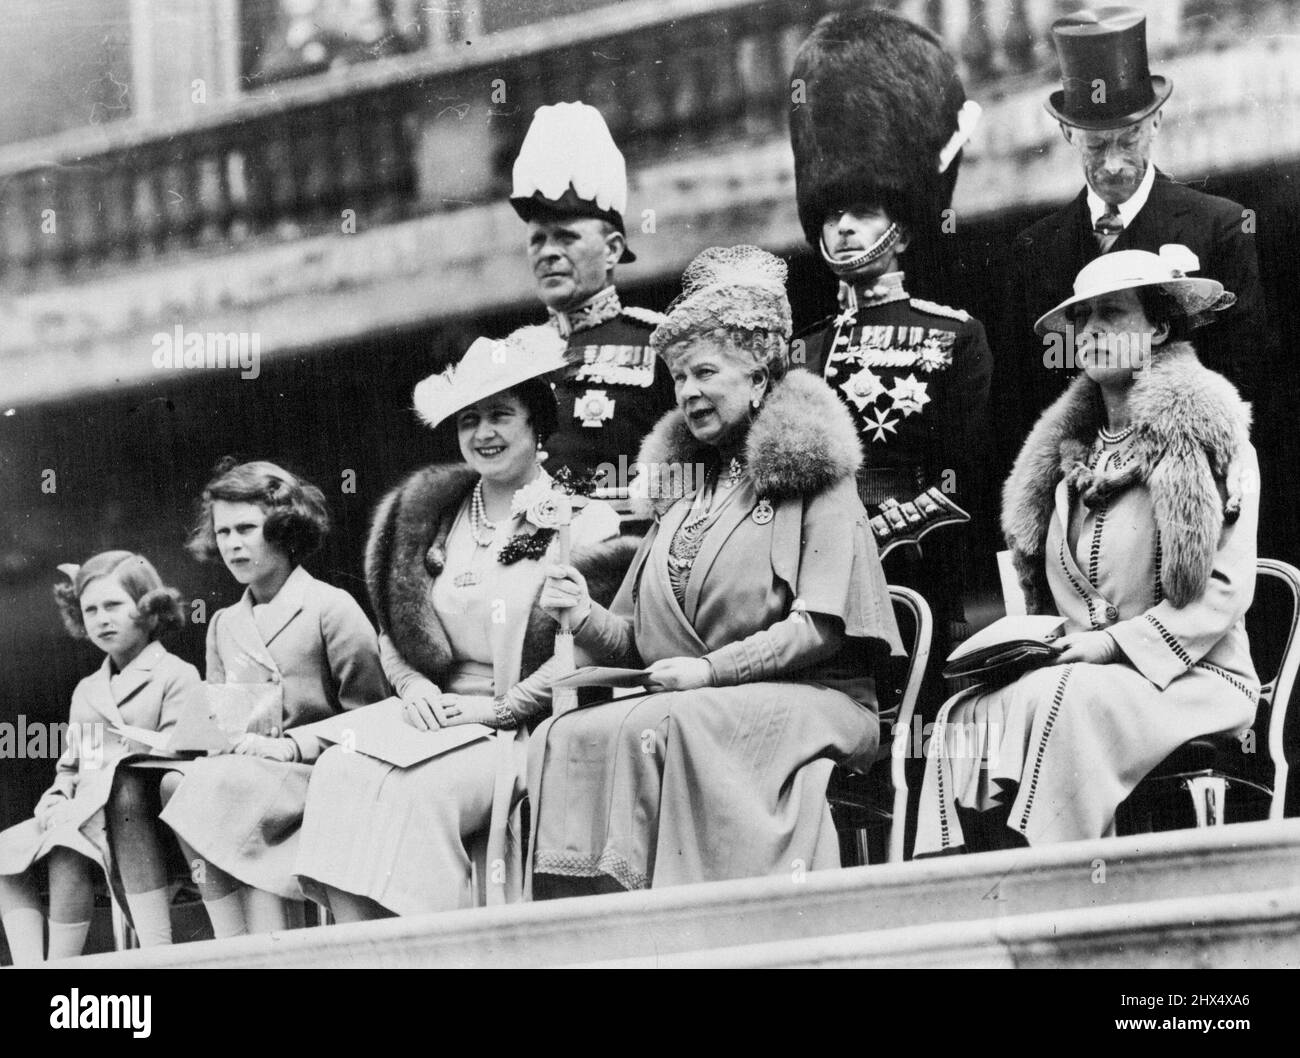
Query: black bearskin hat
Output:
[[790, 7, 970, 250]]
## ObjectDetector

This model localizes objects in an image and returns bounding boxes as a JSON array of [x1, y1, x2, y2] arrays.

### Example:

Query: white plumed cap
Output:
[[510, 102, 635, 262]]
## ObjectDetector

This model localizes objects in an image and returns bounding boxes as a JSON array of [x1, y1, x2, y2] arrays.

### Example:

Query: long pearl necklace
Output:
[[469, 481, 498, 548]]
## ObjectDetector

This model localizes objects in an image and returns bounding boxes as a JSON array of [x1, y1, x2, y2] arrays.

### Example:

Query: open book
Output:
[[943, 615, 1066, 684], [872, 487, 971, 560]]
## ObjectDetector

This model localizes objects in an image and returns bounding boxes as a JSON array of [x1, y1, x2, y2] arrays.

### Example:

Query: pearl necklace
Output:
[[469, 482, 498, 548], [1098, 424, 1135, 445]]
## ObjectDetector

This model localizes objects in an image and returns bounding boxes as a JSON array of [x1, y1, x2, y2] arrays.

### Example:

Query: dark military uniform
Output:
[[800, 273, 992, 537], [801, 272, 994, 850], [544, 286, 676, 482]]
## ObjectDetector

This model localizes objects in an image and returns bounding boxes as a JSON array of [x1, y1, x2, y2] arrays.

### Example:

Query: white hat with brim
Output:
[[1034, 244, 1235, 335], [413, 325, 570, 431]]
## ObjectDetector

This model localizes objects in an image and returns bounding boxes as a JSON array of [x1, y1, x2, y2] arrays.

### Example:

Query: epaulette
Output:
[[620, 305, 669, 328], [910, 297, 971, 323]]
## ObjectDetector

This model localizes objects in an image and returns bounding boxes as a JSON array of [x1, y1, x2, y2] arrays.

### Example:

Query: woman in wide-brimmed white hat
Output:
[[294, 326, 635, 917], [915, 244, 1260, 855]]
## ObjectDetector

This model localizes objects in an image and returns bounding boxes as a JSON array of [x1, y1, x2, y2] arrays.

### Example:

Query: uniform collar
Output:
[[1086, 161, 1155, 229], [548, 285, 622, 338], [836, 271, 909, 314]]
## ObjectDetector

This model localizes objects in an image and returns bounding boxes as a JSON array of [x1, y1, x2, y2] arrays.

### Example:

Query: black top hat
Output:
[[1045, 6, 1172, 130]]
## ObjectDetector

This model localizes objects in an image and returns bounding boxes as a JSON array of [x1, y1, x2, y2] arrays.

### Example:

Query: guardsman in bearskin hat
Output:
[[789, 7, 993, 669], [510, 102, 675, 488]]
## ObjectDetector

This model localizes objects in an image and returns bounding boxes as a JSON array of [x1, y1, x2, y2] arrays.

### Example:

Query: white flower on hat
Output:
[[1158, 243, 1201, 277]]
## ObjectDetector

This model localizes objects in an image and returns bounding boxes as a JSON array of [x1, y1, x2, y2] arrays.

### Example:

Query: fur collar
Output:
[[365, 463, 636, 687], [1003, 343, 1251, 610], [635, 369, 862, 516]]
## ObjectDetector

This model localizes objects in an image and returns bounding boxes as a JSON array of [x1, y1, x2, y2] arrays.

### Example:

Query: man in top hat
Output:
[[789, 8, 993, 640], [510, 102, 675, 487], [1000, 5, 1267, 453]]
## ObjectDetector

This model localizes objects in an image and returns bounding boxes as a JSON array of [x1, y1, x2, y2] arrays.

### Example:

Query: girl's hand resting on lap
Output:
[[646, 657, 713, 692], [541, 564, 592, 625], [35, 793, 72, 831], [233, 733, 299, 761], [1051, 630, 1121, 666]]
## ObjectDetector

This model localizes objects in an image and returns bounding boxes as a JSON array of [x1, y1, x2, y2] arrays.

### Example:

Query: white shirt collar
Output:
[[1087, 162, 1156, 229]]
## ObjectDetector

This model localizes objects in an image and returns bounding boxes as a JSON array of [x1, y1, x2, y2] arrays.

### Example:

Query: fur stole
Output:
[[635, 369, 863, 517], [365, 463, 638, 685], [1002, 343, 1251, 611]]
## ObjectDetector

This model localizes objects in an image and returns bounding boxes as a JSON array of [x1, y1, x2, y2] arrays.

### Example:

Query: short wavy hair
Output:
[[505, 379, 559, 445], [187, 458, 330, 565], [54, 551, 185, 641], [657, 326, 790, 385]]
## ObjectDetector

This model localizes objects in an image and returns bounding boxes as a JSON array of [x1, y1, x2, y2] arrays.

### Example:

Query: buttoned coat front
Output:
[[159, 565, 388, 898], [0, 641, 202, 879]]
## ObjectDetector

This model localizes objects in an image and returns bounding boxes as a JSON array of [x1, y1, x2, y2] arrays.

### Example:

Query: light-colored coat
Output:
[[204, 564, 389, 760], [157, 566, 387, 898], [915, 347, 1259, 852], [0, 641, 202, 878]]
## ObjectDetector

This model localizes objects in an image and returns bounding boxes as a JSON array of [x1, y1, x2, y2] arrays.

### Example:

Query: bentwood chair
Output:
[[1119, 558, 1300, 831], [827, 585, 933, 865]]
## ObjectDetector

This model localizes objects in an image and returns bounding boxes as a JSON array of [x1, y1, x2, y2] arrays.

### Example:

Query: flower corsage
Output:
[[497, 467, 601, 564]]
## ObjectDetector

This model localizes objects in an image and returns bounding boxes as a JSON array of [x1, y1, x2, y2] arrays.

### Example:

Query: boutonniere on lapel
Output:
[[497, 467, 600, 565]]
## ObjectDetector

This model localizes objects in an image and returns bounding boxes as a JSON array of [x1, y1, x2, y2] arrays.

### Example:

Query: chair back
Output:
[[1245, 558, 1300, 819], [884, 585, 933, 862]]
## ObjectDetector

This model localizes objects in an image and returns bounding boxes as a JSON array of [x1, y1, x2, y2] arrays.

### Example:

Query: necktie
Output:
[[1094, 206, 1123, 251]]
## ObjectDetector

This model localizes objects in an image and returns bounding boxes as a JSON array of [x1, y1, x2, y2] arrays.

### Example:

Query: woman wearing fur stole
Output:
[[294, 326, 634, 916], [532, 247, 903, 894], [915, 246, 1258, 855]]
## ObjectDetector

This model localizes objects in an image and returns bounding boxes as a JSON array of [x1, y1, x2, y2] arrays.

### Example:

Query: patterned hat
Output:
[[510, 102, 636, 263], [650, 245, 791, 357]]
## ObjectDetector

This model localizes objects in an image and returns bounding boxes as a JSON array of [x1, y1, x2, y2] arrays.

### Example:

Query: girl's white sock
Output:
[[46, 918, 91, 961], [2, 907, 46, 965], [243, 888, 290, 934], [125, 887, 173, 947], [204, 889, 247, 939]]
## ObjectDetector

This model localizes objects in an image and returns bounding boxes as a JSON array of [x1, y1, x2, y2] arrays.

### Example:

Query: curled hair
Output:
[[1136, 285, 1195, 344], [510, 379, 560, 444], [187, 458, 330, 565], [659, 327, 790, 385], [54, 551, 186, 641]]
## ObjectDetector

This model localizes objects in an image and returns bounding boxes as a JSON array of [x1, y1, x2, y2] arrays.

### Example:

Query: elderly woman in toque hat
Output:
[[294, 326, 634, 918], [531, 246, 903, 895], [914, 245, 1259, 855]]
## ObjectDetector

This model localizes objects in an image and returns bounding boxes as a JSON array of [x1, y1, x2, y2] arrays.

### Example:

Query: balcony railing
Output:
[[0, 0, 1289, 291]]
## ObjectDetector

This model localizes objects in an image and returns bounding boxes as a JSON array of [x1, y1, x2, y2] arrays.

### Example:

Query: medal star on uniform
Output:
[[862, 408, 899, 442], [839, 367, 887, 412], [833, 309, 857, 329], [575, 389, 615, 428], [888, 373, 931, 417], [918, 336, 951, 373]]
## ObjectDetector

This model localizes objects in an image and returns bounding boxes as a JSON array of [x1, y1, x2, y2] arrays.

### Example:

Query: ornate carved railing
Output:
[[0, 0, 1290, 290]]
